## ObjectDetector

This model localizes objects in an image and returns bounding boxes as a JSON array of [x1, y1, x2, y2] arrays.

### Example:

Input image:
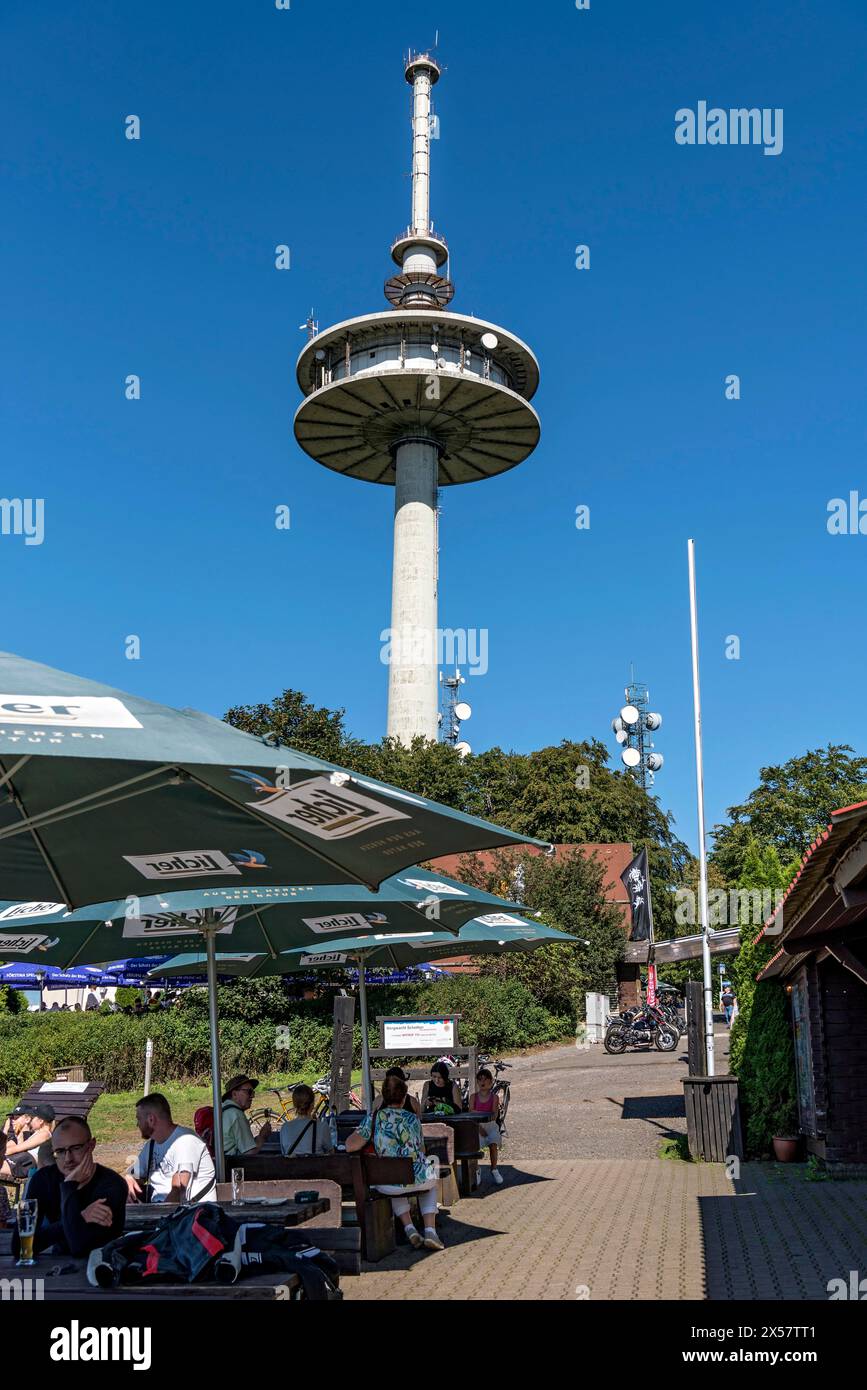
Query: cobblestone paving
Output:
[[342, 1162, 867, 1302]]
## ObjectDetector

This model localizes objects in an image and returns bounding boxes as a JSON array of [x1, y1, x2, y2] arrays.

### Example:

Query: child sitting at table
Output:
[[468, 1068, 503, 1186]]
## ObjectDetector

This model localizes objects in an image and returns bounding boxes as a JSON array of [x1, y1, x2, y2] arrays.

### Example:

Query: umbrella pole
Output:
[[356, 952, 372, 1111], [204, 918, 225, 1183]]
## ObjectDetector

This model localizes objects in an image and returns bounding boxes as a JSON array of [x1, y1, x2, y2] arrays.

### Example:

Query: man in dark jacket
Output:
[[12, 1115, 127, 1258]]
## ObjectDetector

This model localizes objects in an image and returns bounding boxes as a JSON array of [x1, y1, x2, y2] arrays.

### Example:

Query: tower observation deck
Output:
[[294, 52, 540, 745]]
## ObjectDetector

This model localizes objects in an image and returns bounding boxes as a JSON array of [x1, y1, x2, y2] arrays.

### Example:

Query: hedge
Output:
[[0, 976, 570, 1094]]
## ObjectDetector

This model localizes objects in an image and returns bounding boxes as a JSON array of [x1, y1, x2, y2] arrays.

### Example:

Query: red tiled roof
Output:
[[757, 799, 867, 943]]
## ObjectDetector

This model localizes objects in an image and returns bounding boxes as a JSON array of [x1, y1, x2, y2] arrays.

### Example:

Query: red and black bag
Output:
[[87, 1203, 235, 1287]]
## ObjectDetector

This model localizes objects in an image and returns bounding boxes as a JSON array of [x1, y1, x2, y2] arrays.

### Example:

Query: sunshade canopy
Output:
[[152, 916, 578, 979], [0, 870, 528, 968], [0, 651, 544, 907]]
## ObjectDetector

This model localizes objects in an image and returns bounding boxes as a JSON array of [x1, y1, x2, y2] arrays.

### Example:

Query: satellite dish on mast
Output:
[[455, 741, 472, 758], [454, 702, 472, 722], [621, 747, 641, 768], [615, 730, 628, 746], [480, 332, 498, 351], [621, 705, 640, 726]]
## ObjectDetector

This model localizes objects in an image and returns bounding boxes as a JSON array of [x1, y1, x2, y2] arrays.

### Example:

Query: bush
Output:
[[114, 986, 144, 1010], [0, 985, 24, 1015], [0, 975, 569, 1093], [730, 982, 797, 1155]]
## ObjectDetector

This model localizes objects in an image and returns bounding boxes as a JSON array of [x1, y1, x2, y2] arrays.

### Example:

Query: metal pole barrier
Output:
[[688, 539, 715, 1076], [143, 1036, 153, 1095], [205, 918, 225, 1182]]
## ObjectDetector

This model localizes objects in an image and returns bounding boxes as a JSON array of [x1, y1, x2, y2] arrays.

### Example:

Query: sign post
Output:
[[330, 994, 356, 1116]]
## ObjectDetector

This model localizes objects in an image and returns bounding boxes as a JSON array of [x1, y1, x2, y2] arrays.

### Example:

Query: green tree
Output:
[[114, 985, 144, 1010], [711, 744, 867, 882], [454, 846, 624, 1020], [221, 694, 692, 940], [0, 984, 23, 1014], [224, 689, 359, 765]]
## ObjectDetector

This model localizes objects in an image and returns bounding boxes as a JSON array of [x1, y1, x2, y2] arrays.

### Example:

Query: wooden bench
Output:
[[226, 1152, 414, 1262], [13, 1079, 105, 1125]]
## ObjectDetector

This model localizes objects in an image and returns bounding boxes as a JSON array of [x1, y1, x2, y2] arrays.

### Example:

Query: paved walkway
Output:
[[343, 1161, 867, 1301], [493, 1022, 730, 1159], [344, 1025, 867, 1300]]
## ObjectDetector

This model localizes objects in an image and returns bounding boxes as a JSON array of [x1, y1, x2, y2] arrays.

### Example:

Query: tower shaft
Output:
[[386, 438, 440, 744], [294, 52, 541, 750]]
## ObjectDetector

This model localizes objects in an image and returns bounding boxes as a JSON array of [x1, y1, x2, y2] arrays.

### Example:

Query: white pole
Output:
[[143, 1036, 153, 1095], [688, 539, 715, 1076], [204, 920, 225, 1182]]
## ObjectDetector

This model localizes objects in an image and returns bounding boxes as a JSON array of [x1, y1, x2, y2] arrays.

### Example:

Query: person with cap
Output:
[[222, 1075, 272, 1159], [11, 1116, 127, 1258], [0, 1102, 55, 1181]]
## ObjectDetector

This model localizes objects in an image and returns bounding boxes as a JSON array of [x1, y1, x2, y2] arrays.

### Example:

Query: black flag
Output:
[[621, 847, 655, 943]]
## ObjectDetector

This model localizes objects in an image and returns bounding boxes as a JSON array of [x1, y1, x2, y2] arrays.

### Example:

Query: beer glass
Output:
[[231, 1168, 244, 1206], [16, 1198, 38, 1266]]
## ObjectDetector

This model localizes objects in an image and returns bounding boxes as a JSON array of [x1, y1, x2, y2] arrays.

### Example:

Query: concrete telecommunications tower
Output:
[[294, 52, 540, 744]]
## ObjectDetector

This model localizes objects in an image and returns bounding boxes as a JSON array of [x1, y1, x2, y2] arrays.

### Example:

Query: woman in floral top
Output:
[[346, 1075, 444, 1251]]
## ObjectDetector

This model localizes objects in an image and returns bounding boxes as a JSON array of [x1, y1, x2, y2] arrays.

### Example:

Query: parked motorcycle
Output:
[[604, 1003, 679, 1054], [657, 997, 687, 1037]]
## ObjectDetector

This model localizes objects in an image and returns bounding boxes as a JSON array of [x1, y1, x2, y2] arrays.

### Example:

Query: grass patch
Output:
[[658, 1135, 692, 1162], [1, 1069, 362, 1150]]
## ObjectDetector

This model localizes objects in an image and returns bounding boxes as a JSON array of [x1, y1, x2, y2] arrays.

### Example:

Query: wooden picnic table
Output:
[[0, 1251, 300, 1300]]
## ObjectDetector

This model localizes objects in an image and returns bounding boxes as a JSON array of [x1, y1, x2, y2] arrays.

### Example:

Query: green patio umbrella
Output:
[[0, 872, 529, 1167], [0, 871, 529, 967], [152, 915, 579, 1106], [0, 650, 545, 907], [0, 649, 544, 1177]]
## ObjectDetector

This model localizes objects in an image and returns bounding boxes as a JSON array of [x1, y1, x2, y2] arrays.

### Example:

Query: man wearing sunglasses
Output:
[[11, 1115, 127, 1258]]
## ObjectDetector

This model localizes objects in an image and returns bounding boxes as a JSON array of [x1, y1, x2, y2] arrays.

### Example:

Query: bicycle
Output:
[[247, 1075, 362, 1136]]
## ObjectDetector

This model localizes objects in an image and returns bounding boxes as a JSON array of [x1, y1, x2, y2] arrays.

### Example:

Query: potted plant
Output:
[[771, 1103, 801, 1162]]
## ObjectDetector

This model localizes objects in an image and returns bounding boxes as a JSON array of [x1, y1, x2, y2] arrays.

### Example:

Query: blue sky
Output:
[[2, 0, 866, 854]]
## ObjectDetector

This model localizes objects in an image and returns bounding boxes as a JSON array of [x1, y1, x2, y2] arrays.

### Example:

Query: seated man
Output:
[[222, 1074, 271, 1159], [126, 1093, 215, 1204], [11, 1116, 127, 1258], [0, 1103, 55, 1180]]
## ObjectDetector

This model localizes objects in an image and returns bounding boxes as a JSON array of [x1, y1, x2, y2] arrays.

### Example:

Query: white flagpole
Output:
[[688, 539, 715, 1076]]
